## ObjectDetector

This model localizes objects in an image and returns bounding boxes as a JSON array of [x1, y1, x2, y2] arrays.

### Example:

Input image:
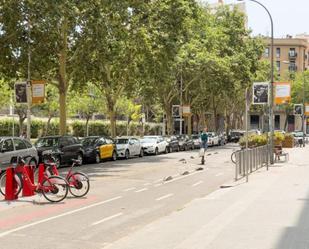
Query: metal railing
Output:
[[231, 145, 271, 181]]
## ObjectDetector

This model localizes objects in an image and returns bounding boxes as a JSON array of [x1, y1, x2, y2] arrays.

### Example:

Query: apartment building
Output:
[[250, 36, 309, 132], [263, 36, 309, 78]]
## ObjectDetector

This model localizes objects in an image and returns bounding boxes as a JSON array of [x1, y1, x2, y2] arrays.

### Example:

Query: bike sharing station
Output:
[[1, 153, 90, 203]]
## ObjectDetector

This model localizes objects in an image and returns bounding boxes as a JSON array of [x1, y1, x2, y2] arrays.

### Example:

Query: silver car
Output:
[[0, 137, 38, 170]]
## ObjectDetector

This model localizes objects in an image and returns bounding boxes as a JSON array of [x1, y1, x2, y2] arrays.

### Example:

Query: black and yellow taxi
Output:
[[81, 136, 117, 163]]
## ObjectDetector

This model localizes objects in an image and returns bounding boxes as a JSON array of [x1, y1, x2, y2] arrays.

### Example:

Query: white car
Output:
[[207, 132, 219, 146], [191, 134, 201, 149], [115, 137, 143, 159], [141, 136, 168, 155]]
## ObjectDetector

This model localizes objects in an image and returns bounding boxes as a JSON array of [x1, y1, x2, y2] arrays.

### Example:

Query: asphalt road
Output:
[[0, 144, 239, 249]]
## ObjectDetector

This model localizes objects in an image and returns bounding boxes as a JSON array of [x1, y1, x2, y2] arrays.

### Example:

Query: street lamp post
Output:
[[237, 0, 274, 164]]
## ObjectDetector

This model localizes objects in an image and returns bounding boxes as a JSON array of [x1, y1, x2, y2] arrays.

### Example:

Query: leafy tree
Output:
[[0, 1, 84, 135], [68, 85, 104, 137]]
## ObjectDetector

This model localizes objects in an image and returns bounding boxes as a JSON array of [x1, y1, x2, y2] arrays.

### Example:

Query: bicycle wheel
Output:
[[68, 172, 90, 197], [41, 176, 68, 202], [0, 173, 23, 196]]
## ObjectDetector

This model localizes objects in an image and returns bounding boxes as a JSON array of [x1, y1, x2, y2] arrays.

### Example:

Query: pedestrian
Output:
[[20, 130, 27, 139], [200, 127, 208, 165]]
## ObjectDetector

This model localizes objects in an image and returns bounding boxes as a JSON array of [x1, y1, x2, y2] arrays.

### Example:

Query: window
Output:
[[13, 139, 27, 150], [60, 137, 69, 147], [264, 47, 269, 57], [276, 48, 280, 58], [289, 61, 297, 72], [105, 138, 114, 144], [24, 140, 33, 149], [276, 61, 280, 72], [96, 138, 106, 146], [289, 48, 296, 57], [2, 139, 14, 152]]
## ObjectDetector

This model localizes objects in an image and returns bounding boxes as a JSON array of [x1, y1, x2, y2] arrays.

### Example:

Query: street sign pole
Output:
[[26, 14, 31, 139]]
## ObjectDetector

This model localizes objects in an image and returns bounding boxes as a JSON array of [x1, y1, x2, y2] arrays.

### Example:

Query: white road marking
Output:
[[192, 181, 203, 187], [0, 196, 123, 238], [156, 193, 174, 201], [172, 173, 180, 178], [135, 188, 148, 193], [91, 212, 123, 226], [155, 170, 201, 187], [123, 187, 136, 192], [215, 173, 224, 177]]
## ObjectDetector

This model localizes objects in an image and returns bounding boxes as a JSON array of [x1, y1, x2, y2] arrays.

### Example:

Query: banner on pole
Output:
[[31, 80, 45, 104], [252, 82, 269, 104], [274, 82, 291, 104], [172, 105, 181, 118], [182, 105, 191, 116], [14, 82, 28, 104], [294, 104, 303, 115]]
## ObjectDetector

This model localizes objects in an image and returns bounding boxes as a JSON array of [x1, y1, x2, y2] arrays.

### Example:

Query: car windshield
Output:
[[116, 139, 128, 144], [191, 135, 199, 139], [35, 137, 59, 147], [141, 138, 157, 143], [82, 138, 98, 146]]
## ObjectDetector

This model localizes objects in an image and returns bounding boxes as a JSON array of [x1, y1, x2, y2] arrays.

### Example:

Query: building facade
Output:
[[263, 36, 309, 78], [251, 36, 309, 132]]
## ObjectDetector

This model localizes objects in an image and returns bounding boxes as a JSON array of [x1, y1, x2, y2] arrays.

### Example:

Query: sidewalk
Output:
[[105, 146, 309, 249]]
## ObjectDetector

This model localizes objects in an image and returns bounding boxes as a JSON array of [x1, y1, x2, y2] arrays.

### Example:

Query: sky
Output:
[[205, 0, 309, 38]]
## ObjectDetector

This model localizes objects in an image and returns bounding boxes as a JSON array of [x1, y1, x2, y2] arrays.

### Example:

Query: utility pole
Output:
[[303, 73, 306, 145], [180, 69, 183, 135], [26, 14, 32, 139]]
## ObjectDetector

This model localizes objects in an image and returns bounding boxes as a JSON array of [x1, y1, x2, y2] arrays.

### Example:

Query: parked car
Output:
[[141, 136, 168, 155], [228, 130, 245, 143], [218, 133, 226, 146], [207, 132, 219, 146], [35, 136, 84, 167], [115, 137, 143, 159], [0, 137, 38, 170], [163, 135, 180, 153], [177, 135, 194, 151], [191, 134, 201, 149], [81, 136, 117, 163]]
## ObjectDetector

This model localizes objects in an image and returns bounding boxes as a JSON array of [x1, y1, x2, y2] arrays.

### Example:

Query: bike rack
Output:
[[5, 167, 18, 201], [22, 165, 35, 197]]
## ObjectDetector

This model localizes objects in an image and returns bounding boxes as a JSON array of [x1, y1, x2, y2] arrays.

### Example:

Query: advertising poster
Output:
[[253, 82, 269, 104], [275, 82, 291, 104], [15, 82, 27, 104]]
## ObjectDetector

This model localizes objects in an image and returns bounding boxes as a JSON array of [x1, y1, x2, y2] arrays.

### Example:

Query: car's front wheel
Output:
[[139, 149, 144, 157], [77, 153, 83, 166], [95, 153, 101, 164], [155, 147, 159, 155], [125, 149, 130, 160], [112, 151, 117, 161]]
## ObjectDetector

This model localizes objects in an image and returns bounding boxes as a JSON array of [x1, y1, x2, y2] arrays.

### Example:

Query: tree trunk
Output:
[[18, 117, 26, 136], [58, 16, 68, 136], [109, 110, 116, 137], [44, 115, 53, 136], [85, 117, 90, 137], [187, 115, 192, 135]]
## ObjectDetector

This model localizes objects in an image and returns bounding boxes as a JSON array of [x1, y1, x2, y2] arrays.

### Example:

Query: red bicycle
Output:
[[41, 152, 90, 197], [0, 156, 69, 202]]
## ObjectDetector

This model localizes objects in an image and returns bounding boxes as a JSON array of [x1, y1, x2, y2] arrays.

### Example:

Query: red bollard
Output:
[[22, 166, 35, 197], [38, 163, 45, 185], [5, 167, 18, 201], [26, 165, 35, 184]]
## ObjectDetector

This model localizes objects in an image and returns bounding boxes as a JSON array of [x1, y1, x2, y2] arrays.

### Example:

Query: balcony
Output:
[[288, 51, 297, 58], [289, 65, 297, 72]]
